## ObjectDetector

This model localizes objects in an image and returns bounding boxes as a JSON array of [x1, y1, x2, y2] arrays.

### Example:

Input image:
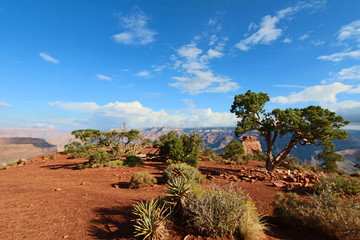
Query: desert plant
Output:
[[183, 184, 264, 238], [202, 148, 222, 162], [314, 173, 360, 196], [133, 198, 169, 240], [130, 171, 157, 189], [163, 163, 204, 185], [237, 201, 267, 240], [123, 155, 144, 167], [159, 131, 202, 166], [88, 149, 111, 167], [274, 191, 360, 240], [224, 139, 245, 158], [63, 141, 82, 154], [165, 177, 194, 212]]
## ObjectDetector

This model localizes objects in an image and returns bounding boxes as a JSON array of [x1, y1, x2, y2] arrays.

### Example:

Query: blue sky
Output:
[[1, 0, 360, 131]]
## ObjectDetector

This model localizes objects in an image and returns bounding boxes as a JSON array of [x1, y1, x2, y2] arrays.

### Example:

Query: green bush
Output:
[[133, 198, 169, 240], [123, 155, 144, 167], [71, 145, 91, 159], [88, 149, 111, 167], [163, 163, 204, 185], [183, 184, 265, 238], [229, 153, 252, 165], [159, 131, 202, 166], [224, 139, 245, 158], [165, 177, 194, 212], [202, 148, 223, 162], [314, 174, 360, 196], [63, 141, 82, 154], [274, 192, 360, 240], [130, 171, 157, 189]]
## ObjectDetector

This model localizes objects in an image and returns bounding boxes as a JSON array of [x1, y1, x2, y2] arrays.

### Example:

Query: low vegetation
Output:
[[159, 131, 202, 166], [163, 163, 204, 185], [314, 173, 360, 196], [184, 184, 266, 239], [275, 175, 360, 240], [129, 171, 157, 189]]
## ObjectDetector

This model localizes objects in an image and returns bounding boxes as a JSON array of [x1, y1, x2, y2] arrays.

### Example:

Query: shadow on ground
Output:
[[89, 207, 135, 240]]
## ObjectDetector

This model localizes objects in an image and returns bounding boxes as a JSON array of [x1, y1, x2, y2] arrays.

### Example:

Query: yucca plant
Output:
[[165, 177, 194, 211], [133, 198, 169, 240]]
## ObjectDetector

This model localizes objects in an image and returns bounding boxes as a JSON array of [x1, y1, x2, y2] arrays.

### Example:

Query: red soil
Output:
[[0, 154, 327, 240]]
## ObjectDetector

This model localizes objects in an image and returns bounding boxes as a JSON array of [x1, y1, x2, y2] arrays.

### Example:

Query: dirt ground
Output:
[[0, 153, 328, 240]]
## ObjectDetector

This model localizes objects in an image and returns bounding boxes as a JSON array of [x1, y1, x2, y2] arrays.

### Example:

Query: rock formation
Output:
[[0, 137, 57, 166], [241, 135, 262, 155]]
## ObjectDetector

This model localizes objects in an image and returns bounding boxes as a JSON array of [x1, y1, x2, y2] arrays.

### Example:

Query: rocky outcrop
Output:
[[241, 135, 262, 155], [0, 137, 57, 166]]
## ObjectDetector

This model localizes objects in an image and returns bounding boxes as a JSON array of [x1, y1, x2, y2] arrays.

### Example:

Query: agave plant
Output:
[[133, 198, 169, 240], [166, 177, 194, 210]]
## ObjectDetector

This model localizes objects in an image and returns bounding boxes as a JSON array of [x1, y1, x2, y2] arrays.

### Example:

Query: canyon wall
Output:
[[0, 137, 57, 166]]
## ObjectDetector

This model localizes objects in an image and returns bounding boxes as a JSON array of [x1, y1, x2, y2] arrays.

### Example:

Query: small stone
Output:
[[272, 181, 286, 188], [55, 188, 63, 191], [63, 235, 69, 239]]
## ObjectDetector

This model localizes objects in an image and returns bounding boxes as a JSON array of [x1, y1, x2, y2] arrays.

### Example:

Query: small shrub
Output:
[[237, 202, 267, 240], [224, 140, 245, 158], [202, 148, 223, 162], [274, 192, 360, 240], [163, 163, 204, 185], [71, 146, 91, 159], [314, 173, 360, 196], [88, 149, 111, 168], [183, 184, 264, 238], [63, 141, 82, 154], [165, 177, 194, 211], [107, 160, 123, 168], [123, 155, 144, 167], [130, 171, 157, 189], [133, 198, 169, 240], [229, 154, 252, 165]]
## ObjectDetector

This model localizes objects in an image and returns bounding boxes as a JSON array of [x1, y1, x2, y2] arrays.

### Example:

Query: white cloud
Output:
[[112, 10, 157, 45], [349, 84, 360, 94], [39, 52, 59, 64], [170, 40, 238, 94], [177, 43, 203, 59], [183, 99, 195, 108], [273, 84, 306, 88], [235, 1, 325, 51], [337, 20, 360, 46], [326, 100, 360, 130], [136, 71, 150, 77], [0, 102, 11, 107], [235, 15, 282, 51], [96, 74, 112, 81], [337, 65, 360, 80], [283, 38, 292, 43], [50, 100, 236, 128], [299, 33, 310, 41], [271, 82, 352, 104], [317, 50, 360, 62], [151, 64, 168, 72], [311, 40, 325, 46]]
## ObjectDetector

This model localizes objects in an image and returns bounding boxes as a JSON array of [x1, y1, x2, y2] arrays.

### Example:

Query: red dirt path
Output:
[[0, 154, 327, 240]]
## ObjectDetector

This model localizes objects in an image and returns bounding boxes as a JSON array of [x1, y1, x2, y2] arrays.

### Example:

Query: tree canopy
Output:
[[230, 90, 349, 171]]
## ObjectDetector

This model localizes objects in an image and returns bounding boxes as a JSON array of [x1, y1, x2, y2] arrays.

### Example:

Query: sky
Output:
[[0, 0, 360, 131]]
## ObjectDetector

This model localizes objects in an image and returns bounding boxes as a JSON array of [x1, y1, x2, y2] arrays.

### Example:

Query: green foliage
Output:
[[130, 171, 157, 189], [152, 140, 161, 148], [123, 155, 144, 167], [88, 149, 111, 167], [71, 145, 91, 159], [314, 174, 360, 197], [183, 184, 265, 238], [274, 191, 360, 240], [163, 163, 204, 185], [318, 147, 344, 173], [165, 177, 194, 211], [230, 90, 349, 171], [63, 141, 82, 154], [202, 148, 223, 162], [159, 131, 202, 166], [71, 129, 101, 145], [133, 198, 169, 240], [141, 138, 152, 147], [224, 139, 245, 158]]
